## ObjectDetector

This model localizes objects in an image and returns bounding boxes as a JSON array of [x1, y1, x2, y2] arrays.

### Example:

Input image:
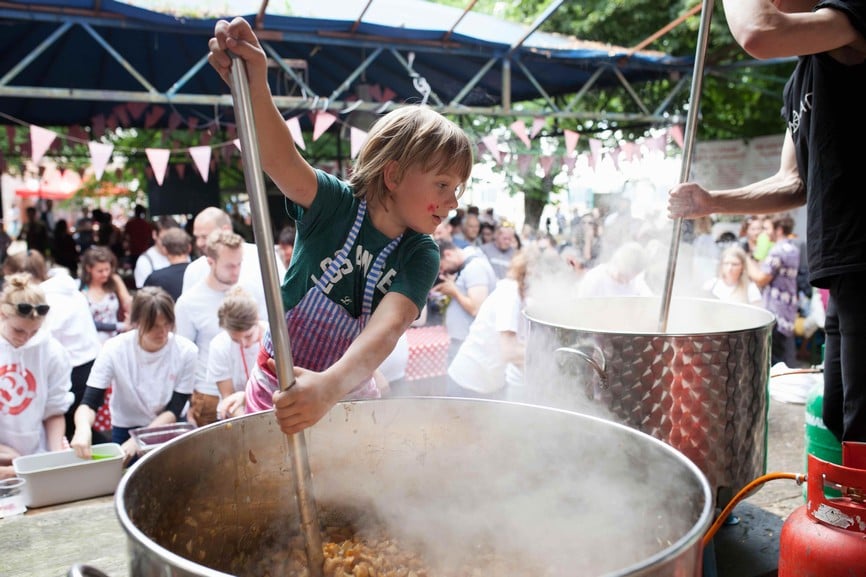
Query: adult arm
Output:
[[723, 0, 866, 59], [668, 129, 805, 219], [272, 292, 418, 435], [208, 18, 318, 209]]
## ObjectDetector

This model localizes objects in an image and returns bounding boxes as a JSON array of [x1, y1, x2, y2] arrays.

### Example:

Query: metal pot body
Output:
[[524, 296, 775, 506], [116, 398, 712, 577]]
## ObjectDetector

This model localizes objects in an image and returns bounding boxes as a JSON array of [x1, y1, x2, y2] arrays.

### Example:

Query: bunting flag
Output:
[[113, 104, 131, 127], [609, 148, 621, 171], [669, 124, 685, 148], [88, 141, 114, 180], [563, 155, 577, 175], [588, 138, 603, 170], [286, 117, 306, 150], [175, 164, 186, 179], [145, 148, 171, 186], [510, 120, 531, 148], [517, 154, 533, 176], [312, 111, 338, 141], [144, 106, 166, 129], [126, 102, 148, 121], [380, 86, 397, 102], [564, 130, 580, 157], [529, 117, 545, 139], [30, 125, 57, 165], [189, 145, 212, 183], [91, 114, 106, 138], [481, 135, 501, 164], [621, 141, 638, 162], [168, 111, 184, 131], [539, 155, 555, 177], [350, 127, 368, 159]]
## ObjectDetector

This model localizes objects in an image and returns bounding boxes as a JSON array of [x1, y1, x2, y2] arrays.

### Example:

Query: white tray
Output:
[[12, 443, 124, 508]]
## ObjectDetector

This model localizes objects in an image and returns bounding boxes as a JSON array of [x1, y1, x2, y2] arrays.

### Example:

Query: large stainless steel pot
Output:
[[116, 398, 712, 576], [524, 296, 775, 507]]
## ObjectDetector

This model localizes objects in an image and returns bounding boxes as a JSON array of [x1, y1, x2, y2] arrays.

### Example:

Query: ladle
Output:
[[657, 0, 716, 332], [228, 54, 325, 577]]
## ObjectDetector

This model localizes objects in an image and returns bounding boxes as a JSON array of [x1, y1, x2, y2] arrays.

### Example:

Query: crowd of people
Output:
[[0, 191, 827, 477]]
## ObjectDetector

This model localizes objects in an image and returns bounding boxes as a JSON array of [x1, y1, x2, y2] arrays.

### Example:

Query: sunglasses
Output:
[[15, 303, 50, 317]]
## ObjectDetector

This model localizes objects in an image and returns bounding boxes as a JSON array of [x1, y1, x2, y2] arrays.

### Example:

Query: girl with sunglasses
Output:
[[0, 273, 73, 480]]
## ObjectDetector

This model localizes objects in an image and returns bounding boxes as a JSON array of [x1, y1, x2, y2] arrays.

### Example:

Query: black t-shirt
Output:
[[782, 0, 866, 287]]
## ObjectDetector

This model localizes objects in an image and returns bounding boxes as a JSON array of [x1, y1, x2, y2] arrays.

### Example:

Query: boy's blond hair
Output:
[[349, 105, 474, 205]]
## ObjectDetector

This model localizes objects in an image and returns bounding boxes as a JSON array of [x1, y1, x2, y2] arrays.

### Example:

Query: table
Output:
[[404, 325, 449, 381], [0, 495, 128, 577]]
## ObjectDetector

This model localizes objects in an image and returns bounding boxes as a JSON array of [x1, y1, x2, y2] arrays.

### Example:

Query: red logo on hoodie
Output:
[[0, 365, 37, 416]]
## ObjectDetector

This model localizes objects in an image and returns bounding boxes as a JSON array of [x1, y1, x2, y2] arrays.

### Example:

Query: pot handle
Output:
[[555, 346, 608, 397], [67, 565, 110, 577]]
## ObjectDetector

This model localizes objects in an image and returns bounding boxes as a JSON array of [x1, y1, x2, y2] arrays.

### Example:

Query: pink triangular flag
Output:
[[510, 120, 530, 148], [530, 117, 545, 139], [539, 155, 555, 177], [286, 117, 306, 150], [564, 130, 580, 157], [589, 139, 603, 167], [517, 154, 533, 176], [232, 139, 241, 151], [189, 145, 212, 183], [609, 149, 621, 171], [669, 124, 684, 148], [175, 164, 186, 179], [145, 148, 171, 186], [88, 141, 114, 180], [30, 125, 56, 165], [126, 102, 148, 120], [563, 155, 577, 175], [481, 135, 501, 164], [380, 87, 397, 102], [350, 127, 368, 159], [621, 141, 636, 162], [312, 111, 338, 141]]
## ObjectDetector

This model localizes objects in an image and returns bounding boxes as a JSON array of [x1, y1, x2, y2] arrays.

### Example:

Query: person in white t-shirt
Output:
[[0, 273, 73, 479], [133, 215, 180, 289], [577, 241, 653, 298], [71, 287, 197, 464], [175, 229, 244, 427], [702, 245, 762, 306], [208, 287, 266, 420], [447, 250, 529, 398], [181, 207, 268, 321]]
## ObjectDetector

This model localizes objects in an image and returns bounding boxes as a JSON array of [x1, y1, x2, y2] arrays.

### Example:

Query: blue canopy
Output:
[[0, 0, 695, 128]]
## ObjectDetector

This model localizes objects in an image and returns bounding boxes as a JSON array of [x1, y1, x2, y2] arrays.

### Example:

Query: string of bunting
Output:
[[1, 105, 685, 192]]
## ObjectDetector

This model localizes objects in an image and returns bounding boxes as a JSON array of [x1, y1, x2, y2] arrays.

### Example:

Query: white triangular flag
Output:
[[88, 141, 114, 180], [145, 148, 171, 186], [188, 146, 212, 183], [350, 127, 368, 159], [30, 125, 57, 165], [312, 111, 338, 141], [286, 117, 306, 150]]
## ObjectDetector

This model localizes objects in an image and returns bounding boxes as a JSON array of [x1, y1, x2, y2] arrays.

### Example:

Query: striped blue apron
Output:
[[246, 200, 402, 412]]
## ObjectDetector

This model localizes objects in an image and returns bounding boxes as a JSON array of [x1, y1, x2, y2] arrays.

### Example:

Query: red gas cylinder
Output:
[[778, 441, 866, 577]]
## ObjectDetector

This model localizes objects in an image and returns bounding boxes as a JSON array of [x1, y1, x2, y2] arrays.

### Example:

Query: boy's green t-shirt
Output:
[[280, 169, 438, 318]]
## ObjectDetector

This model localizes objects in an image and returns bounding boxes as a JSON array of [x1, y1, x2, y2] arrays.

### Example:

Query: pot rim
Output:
[[525, 296, 775, 337], [114, 398, 715, 577]]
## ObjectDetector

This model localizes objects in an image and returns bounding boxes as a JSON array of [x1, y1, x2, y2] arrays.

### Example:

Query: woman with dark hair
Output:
[[70, 287, 197, 464], [80, 245, 132, 344], [51, 219, 80, 277]]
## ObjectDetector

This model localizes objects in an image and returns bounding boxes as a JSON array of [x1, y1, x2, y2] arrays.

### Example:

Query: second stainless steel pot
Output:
[[524, 296, 775, 507]]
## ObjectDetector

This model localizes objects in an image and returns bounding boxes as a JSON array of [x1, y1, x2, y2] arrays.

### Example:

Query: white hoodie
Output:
[[0, 326, 73, 456], [41, 271, 102, 367]]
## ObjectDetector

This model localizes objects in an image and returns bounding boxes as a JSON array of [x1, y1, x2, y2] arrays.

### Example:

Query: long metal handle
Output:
[[228, 54, 325, 577], [657, 0, 716, 332]]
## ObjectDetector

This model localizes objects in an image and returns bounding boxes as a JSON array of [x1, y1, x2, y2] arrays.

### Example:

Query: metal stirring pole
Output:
[[657, 0, 716, 333], [228, 55, 325, 577]]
